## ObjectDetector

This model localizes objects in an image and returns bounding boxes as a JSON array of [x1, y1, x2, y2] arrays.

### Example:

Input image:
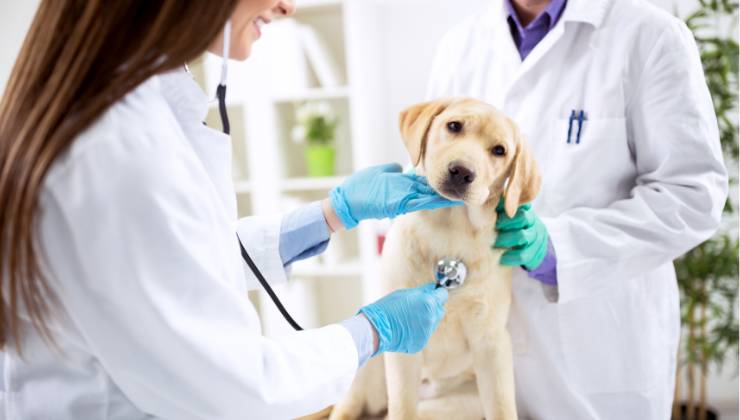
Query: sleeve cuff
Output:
[[236, 214, 289, 291], [339, 315, 376, 367], [526, 237, 558, 286], [279, 201, 332, 266]]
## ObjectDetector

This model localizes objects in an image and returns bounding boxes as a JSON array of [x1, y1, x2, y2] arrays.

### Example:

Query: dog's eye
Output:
[[446, 121, 463, 134], [491, 145, 506, 156]]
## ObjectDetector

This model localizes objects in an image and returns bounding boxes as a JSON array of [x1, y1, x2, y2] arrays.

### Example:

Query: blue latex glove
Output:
[[493, 201, 549, 270], [359, 283, 448, 354], [330, 163, 463, 229]]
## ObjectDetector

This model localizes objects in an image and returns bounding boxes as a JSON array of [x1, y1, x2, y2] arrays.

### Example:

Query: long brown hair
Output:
[[0, 0, 238, 349]]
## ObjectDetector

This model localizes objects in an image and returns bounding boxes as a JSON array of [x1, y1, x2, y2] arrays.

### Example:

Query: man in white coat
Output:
[[427, 0, 728, 418]]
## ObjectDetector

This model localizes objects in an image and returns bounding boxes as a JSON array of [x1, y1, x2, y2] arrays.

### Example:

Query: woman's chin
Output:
[[230, 44, 252, 61]]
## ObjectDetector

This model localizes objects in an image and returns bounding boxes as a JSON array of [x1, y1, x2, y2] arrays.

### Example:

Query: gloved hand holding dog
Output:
[[329, 163, 463, 230], [493, 201, 550, 271]]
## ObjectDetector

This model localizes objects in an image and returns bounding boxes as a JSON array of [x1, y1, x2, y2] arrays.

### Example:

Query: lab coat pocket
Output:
[[542, 117, 631, 212], [557, 283, 660, 394]]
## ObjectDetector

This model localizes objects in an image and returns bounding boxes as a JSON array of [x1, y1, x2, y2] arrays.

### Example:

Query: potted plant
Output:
[[672, 1, 739, 419], [292, 100, 338, 177]]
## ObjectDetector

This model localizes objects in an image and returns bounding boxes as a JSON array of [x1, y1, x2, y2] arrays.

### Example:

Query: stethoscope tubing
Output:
[[238, 236, 305, 331], [217, 54, 303, 330]]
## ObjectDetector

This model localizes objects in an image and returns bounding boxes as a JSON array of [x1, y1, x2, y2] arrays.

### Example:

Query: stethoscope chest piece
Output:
[[435, 258, 467, 289]]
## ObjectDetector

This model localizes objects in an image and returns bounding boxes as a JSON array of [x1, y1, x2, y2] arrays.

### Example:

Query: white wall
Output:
[[373, 0, 489, 163], [0, 0, 39, 96]]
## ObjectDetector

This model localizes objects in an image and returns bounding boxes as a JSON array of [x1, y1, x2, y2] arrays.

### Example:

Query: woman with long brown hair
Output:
[[0, 1, 459, 418]]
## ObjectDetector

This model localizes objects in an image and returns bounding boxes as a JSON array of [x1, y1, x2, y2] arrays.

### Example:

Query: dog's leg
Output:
[[464, 324, 518, 420], [328, 369, 368, 420], [329, 357, 387, 420], [385, 352, 423, 420], [417, 380, 484, 420]]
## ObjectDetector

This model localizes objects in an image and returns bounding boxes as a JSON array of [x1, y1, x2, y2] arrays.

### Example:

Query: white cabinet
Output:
[[191, 0, 389, 337]]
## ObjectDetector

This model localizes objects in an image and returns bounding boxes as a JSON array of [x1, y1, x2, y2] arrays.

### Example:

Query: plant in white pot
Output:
[[292, 101, 338, 177]]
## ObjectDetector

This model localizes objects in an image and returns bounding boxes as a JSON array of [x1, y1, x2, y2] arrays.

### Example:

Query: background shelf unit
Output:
[[234, 180, 252, 194], [192, 0, 389, 338], [291, 260, 362, 277], [279, 176, 345, 191], [293, 0, 344, 15], [272, 85, 350, 103], [236, 194, 253, 219]]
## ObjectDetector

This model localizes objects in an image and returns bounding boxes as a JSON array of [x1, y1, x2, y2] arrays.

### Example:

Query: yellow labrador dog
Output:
[[330, 98, 540, 420]]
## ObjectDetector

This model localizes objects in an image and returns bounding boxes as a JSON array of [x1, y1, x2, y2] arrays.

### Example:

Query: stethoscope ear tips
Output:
[[435, 257, 467, 289]]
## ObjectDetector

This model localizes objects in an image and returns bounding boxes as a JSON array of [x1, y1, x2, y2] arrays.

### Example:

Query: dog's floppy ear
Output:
[[504, 123, 541, 217], [399, 98, 454, 166]]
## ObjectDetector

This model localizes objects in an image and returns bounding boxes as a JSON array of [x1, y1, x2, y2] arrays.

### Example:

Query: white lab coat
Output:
[[1, 69, 358, 420], [427, 0, 728, 419]]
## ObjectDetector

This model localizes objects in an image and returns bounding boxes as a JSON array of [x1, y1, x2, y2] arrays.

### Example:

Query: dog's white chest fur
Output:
[[380, 205, 512, 385]]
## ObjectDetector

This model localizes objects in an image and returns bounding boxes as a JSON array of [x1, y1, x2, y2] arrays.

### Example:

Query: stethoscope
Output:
[[215, 22, 467, 331], [212, 22, 310, 330], [435, 258, 467, 289]]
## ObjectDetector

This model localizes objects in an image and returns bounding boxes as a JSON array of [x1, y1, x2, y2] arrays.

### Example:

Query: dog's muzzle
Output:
[[441, 160, 476, 198]]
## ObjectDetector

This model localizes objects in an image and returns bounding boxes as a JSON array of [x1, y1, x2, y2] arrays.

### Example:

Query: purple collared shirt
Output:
[[505, 0, 567, 60]]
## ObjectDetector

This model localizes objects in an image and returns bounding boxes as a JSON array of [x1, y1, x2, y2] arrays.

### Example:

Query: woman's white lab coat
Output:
[[427, 0, 728, 419], [1, 69, 357, 420]]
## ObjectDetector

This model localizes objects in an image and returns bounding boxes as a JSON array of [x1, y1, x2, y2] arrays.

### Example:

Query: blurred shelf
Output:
[[280, 176, 345, 191], [293, 0, 343, 16], [197, 0, 384, 319], [291, 261, 362, 277], [272, 86, 350, 104], [234, 180, 252, 193]]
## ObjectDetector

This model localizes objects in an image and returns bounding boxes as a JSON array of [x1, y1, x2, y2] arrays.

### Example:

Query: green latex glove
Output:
[[493, 201, 548, 270]]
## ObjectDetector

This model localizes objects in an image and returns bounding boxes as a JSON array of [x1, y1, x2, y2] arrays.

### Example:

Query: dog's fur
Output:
[[329, 98, 541, 420]]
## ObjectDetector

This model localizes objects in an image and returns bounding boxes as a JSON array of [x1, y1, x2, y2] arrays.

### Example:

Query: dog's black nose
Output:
[[448, 161, 476, 186]]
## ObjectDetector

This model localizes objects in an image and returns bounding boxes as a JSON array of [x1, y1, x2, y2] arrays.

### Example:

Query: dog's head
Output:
[[399, 98, 540, 217]]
